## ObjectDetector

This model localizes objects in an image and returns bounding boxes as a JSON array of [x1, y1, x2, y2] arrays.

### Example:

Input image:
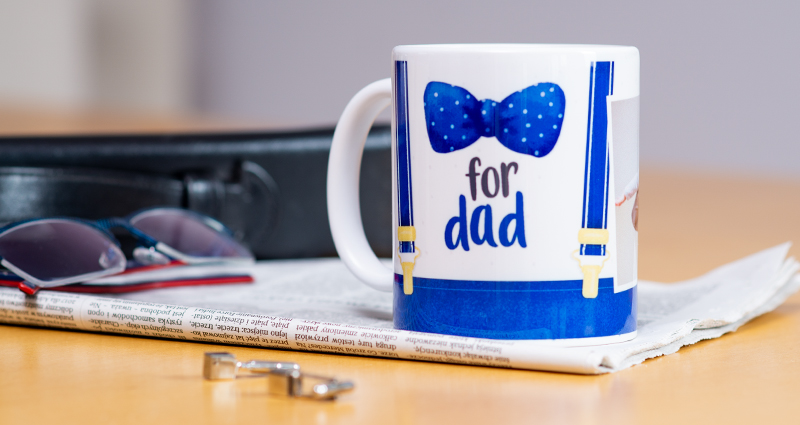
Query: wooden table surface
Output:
[[1, 110, 799, 424]]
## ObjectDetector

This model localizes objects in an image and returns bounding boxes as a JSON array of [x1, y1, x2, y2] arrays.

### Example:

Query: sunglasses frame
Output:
[[124, 208, 253, 265], [0, 218, 127, 289], [0, 208, 254, 290]]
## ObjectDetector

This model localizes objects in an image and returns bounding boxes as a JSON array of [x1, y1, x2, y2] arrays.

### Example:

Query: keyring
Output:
[[202, 352, 354, 400]]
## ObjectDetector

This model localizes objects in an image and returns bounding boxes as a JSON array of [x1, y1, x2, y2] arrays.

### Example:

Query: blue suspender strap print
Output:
[[575, 61, 614, 299], [395, 60, 419, 295]]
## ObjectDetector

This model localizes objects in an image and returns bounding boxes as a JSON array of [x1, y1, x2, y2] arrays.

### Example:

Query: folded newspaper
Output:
[[0, 243, 796, 374]]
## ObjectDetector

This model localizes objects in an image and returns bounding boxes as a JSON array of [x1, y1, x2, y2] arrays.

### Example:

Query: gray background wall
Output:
[[1, 0, 798, 178], [193, 0, 800, 178]]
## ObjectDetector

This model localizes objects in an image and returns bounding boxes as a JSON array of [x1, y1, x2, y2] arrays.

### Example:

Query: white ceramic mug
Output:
[[328, 44, 639, 343]]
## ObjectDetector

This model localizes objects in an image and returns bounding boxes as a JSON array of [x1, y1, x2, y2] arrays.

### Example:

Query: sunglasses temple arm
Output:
[[18, 281, 41, 295]]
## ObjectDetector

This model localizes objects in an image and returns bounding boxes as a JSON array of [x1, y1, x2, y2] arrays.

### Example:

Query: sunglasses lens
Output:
[[130, 209, 252, 259], [0, 220, 125, 285]]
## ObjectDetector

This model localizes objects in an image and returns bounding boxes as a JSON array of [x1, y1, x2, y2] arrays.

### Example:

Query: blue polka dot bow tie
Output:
[[423, 82, 566, 157]]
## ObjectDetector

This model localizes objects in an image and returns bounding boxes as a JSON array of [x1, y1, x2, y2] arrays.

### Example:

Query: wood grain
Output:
[[0, 104, 275, 135]]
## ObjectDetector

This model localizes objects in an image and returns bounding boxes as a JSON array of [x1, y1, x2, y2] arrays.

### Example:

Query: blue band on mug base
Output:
[[394, 274, 636, 340]]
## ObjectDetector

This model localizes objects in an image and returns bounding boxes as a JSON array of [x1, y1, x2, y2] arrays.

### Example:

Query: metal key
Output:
[[203, 352, 300, 380]]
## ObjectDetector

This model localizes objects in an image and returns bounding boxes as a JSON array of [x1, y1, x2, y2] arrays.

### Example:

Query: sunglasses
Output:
[[0, 208, 254, 294]]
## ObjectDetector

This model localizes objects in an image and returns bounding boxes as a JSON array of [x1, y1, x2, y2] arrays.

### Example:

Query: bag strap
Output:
[[0, 162, 279, 249]]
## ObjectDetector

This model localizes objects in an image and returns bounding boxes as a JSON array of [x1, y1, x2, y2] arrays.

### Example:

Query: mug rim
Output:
[[393, 43, 638, 55]]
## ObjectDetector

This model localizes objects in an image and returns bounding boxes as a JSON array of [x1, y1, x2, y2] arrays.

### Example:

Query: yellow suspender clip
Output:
[[574, 229, 610, 299], [397, 226, 419, 295]]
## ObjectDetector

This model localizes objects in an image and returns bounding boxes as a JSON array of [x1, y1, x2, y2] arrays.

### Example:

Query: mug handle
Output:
[[327, 78, 394, 292]]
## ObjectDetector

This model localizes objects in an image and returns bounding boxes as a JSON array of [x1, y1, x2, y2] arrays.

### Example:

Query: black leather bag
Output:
[[0, 126, 392, 259]]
